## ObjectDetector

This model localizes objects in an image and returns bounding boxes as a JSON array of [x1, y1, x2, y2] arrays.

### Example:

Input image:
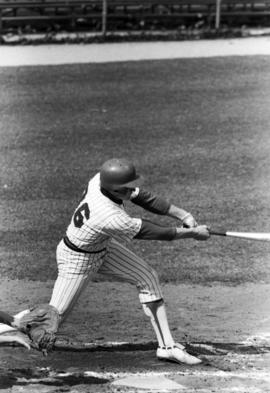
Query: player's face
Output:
[[110, 187, 133, 200]]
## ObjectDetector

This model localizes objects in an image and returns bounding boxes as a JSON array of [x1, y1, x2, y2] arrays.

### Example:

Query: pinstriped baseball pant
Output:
[[50, 238, 163, 319]]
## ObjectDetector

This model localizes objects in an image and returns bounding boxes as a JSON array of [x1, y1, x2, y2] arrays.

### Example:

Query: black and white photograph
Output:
[[0, 1, 270, 391]]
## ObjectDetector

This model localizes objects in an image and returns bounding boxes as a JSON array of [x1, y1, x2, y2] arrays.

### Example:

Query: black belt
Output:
[[63, 236, 106, 254]]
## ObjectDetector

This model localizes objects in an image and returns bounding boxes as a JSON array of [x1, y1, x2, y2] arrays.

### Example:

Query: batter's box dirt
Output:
[[0, 343, 270, 392]]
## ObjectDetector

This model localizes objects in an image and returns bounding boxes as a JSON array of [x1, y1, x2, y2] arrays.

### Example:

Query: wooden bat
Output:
[[210, 229, 270, 242]]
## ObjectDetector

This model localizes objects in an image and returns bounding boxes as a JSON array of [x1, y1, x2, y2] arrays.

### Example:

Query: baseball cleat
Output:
[[157, 343, 202, 365]]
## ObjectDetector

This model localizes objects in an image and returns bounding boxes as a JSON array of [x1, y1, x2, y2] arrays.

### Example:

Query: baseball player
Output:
[[49, 158, 210, 365], [0, 158, 210, 364]]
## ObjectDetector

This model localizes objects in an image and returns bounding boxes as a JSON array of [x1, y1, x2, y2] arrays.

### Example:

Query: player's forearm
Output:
[[130, 190, 197, 228], [134, 219, 176, 240], [134, 220, 209, 241], [174, 226, 210, 240], [166, 204, 191, 222], [173, 227, 198, 239]]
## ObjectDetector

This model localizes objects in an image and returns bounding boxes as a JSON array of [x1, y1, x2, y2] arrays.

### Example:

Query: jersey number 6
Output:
[[73, 202, 90, 228]]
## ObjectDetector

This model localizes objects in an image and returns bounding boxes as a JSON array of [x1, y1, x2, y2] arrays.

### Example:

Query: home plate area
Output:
[[111, 370, 270, 391], [1, 341, 270, 392]]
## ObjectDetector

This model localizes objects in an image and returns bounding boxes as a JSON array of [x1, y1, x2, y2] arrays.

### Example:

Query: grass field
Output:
[[1, 55, 270, 285]]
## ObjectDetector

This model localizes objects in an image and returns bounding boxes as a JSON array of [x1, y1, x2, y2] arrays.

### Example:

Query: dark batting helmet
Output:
[[100, 158, 141, 190]]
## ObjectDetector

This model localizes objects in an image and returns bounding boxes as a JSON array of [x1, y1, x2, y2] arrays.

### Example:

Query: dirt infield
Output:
[[1, 279, 270, 345], [1, 346, 270, 392], [1, 279, 270, 391]]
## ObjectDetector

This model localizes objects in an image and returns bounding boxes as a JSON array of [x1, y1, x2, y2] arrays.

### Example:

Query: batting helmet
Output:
[[100, 158, 141, 190]]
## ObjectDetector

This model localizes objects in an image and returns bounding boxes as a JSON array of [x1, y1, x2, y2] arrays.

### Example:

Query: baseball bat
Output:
[[210, 229, 270, 242]]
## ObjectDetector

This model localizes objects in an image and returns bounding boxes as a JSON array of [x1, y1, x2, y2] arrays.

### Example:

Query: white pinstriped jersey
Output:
[[66, 173, 142, 252]]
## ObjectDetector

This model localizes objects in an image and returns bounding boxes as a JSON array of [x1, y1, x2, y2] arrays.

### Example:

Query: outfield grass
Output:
[[1, 56, 270, 284]]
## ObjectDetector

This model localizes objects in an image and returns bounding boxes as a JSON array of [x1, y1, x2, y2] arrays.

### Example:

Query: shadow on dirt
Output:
[[186, 342, 270, 355], [54, 340, 270, 355], [0, 368, 109, 389]]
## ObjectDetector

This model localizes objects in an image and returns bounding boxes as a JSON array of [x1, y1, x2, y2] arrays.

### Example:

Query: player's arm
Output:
[[130, 188, 197, 228], [166, 204, 197, 228], [134, 219, 209, 241]]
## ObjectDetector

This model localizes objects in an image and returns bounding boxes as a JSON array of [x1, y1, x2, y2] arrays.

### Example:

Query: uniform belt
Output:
[[63, 236, 106, 254]]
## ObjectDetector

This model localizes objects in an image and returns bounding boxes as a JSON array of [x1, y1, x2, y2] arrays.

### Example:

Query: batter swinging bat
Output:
[[210, 229, 270, 242]]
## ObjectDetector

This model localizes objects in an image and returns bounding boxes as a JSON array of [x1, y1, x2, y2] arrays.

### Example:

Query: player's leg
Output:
[[100, 239, 178, 347], [98, 240, 170, 345], [49, 240, 104, 321], [49, 272, 90, 321], [142, 299, 176, 348], [99, 242, 178, 345], [99, 239, 201, 365]]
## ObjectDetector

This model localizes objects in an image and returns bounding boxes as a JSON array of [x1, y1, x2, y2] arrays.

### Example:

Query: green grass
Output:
[[1, 56, 270, 284]]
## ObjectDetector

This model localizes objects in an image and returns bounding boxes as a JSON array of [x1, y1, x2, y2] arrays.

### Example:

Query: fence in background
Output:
[[0, 0, 270, 34]]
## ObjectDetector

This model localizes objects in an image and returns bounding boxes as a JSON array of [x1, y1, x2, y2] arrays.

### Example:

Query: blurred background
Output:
[[0, 0, 270, 42]]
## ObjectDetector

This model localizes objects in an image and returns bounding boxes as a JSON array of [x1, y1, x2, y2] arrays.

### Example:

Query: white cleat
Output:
[[157, 343, 202, 365]]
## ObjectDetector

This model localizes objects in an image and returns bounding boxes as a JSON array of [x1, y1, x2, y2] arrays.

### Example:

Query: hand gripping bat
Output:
[[210, 229, 270, 242]]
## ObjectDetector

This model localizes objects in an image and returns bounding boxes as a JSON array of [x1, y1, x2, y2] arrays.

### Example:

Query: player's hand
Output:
[[17, 304, 60, 356], [182, 213, 198, 228], [192, 225, 210, 240]]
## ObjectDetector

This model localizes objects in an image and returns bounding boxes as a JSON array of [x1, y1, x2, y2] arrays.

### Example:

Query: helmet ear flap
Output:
[[100, 158, 141, 190]]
